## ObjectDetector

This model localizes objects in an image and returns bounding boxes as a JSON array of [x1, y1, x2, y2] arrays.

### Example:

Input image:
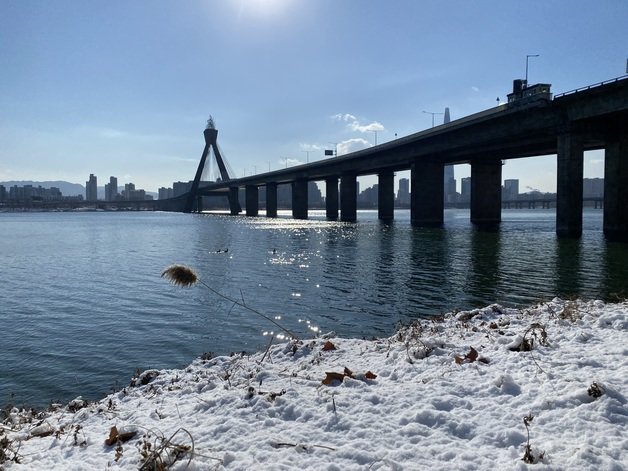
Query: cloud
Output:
[[332, 113, 386, 134], [471, 86, 480, 92], [349, 120, 385, 133], [332, 113, 358, 122], [299, 143, 324, 151], [277, 157, 302, 168], [337, 138, 372, 156]]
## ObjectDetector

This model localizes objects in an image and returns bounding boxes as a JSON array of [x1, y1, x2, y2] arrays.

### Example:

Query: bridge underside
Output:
[[175, 78, 628, 240]]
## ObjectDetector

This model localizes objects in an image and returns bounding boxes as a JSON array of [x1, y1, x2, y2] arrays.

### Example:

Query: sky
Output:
[[1, 0, 627, 193]]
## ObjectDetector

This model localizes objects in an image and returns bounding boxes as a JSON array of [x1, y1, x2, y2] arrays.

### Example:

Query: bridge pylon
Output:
[[184, 116, 239, 213]]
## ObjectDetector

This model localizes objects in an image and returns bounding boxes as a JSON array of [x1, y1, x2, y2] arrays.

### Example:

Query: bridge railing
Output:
[[553, 74, 628, 99]]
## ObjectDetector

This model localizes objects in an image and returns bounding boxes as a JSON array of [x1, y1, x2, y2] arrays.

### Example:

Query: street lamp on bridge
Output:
[[423, 110, 444, 128], [525, 54, 540, 85]]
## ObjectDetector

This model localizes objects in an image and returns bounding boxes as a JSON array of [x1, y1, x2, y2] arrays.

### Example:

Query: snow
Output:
[[2, 299, 627, 470]]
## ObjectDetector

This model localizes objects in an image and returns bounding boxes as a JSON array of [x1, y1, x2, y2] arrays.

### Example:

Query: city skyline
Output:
[[1, 1, 626, 193]]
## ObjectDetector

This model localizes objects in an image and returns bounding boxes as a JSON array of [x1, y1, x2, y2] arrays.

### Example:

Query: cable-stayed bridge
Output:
[[166, 76, 628, 241]]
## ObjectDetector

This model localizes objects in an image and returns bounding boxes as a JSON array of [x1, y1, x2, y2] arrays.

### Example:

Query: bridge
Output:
[[168, 76, 628, 241]]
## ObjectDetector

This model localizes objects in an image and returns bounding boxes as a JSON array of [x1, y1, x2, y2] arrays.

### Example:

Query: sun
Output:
[[234, 0, 293, 19]]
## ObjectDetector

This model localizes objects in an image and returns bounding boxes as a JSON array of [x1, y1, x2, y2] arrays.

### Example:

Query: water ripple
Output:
[[0, 209, 625, 408]]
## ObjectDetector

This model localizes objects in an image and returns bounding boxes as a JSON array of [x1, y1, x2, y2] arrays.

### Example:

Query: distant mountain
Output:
[[0, 180, 85, 197]]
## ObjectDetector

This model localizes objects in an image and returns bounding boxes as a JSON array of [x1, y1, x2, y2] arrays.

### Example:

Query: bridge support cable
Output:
[[470, 159, 502, 227], [411, 159, 444, 227], [340, 174, 357, 222], [556, 132, 584, 238], [378, 171, 395, 222], [603, 129, 628, 241], [217, 144, 237, 180]]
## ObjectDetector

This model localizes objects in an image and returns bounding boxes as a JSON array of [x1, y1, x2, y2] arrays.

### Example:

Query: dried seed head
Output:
[[161, 265, 199, 287]]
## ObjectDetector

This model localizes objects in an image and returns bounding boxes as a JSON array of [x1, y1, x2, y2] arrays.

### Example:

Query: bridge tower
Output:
[[184, 117, 238, 213]]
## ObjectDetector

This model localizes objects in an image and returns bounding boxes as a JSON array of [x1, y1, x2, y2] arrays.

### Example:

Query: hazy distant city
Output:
[[0, 172, 605, 210]]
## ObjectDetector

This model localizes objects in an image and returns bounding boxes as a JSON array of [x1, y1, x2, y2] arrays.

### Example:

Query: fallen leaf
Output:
[[322, 367, 377, 385], [322, 372, 346, 385], [467, 347, 478, 362], [454, 347, 479, 364], [105, 426, 119, 446], [105, 425, 137, 446]]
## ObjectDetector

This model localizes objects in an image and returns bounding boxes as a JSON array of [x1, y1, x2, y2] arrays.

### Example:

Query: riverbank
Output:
[[1, 298, 626, 470]]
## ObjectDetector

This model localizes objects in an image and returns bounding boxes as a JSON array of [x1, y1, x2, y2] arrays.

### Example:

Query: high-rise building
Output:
[[583, 178, 604, 198], [442, 108, 457, 204], [397, 178, 410, 206], [358, 184, 378, 207], [277, 183, 292, 208], [307, 181, 323, 207], [503, 179, 519, 200], [158, 187, 174, 199], [105, 176, 118, 201], [460, 177, 471, 203], [86, 174, 97, 201], [173, 181, 193, 197]]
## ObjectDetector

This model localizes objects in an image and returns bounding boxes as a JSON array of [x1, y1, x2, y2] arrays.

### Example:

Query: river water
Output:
[[1, 209, 626, 408]]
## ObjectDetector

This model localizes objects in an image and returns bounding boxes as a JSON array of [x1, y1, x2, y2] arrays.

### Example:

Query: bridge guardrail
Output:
[[553, 74, 628, 99]]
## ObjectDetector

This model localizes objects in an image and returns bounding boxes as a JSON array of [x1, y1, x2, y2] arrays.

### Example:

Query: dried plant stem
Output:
[[196, 278, 296, 339], [162, 265, 296, 339], [273, 442, 336, 451], [260, 334, 275, 363]]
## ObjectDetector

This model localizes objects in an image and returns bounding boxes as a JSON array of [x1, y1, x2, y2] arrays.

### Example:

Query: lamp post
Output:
[[372, 130, 378, 145], [423, 110, 444, 128], [525, 54, 539, 85], [302, 150, 312, 163]]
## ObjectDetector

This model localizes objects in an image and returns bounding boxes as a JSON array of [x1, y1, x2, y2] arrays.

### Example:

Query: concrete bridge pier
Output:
[[603, 130, 628, 241], [378, 171, 395, 221], [266, 183, 277, 218], [292, 179, 308, 219], [470, 159, 502, 226], [556, 132, 583, 238], [245, 185, 258, 217], [340, 174, 357, 222], [229, 187, 240, 215], [410, 159, 443, 226], [326, 177, 339, 219]]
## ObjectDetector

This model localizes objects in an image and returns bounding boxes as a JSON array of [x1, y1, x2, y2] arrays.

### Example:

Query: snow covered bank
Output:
[[2, 299, 627, 470]]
